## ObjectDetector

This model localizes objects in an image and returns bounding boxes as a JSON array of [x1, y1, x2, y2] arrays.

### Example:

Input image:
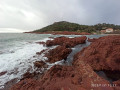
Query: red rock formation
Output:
[[87, 38, 98, 42], [45, 45, 72, 63], [74, 35, 120, 71], [36, 41, 45, 45], [10, 79, 41, 90], [0, 71, 7, 76], [113, 80, 120, 90], [21, 72, 42, 80], [36, 49, 48, 55], [46, 36, 87, 47], [45, 36, 87, 63], [11, 35, 120, 90], [34, 61, 46, 68], [10, 63, 113, 90]]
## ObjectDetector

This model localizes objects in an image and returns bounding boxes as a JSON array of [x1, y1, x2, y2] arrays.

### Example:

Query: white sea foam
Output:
[[0, 42, 46, 88], [46, 60, 65, 70]]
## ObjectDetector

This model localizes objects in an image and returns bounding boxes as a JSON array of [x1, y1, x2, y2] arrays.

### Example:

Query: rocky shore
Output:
[[25, 31, 90, 35], [10, 35, 120, 90]]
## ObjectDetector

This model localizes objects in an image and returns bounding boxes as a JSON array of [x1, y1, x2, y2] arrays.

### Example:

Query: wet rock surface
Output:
[[0, 71, 7, 76], [36, 41, 46, 45], [10, 35, 120, 90]]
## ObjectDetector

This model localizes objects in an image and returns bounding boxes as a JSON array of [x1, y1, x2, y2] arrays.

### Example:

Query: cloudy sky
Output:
[[0, 0, 120, 32]]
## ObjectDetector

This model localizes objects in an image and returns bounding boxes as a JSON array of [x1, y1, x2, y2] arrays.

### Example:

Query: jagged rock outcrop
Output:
[[10, 35, 120, 90], [45, 45, 72, 63], [44, 36, 87, 63], [87, 38, 98, 42], [75, 35, 120, 71], [34, 61, 46, 68], [46, 36, 87, 47], [0, 71, 7, 76], [10, 63, 112, 90]]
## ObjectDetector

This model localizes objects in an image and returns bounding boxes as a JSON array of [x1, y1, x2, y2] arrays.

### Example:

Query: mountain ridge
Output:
[[32, 21, 120, 33]]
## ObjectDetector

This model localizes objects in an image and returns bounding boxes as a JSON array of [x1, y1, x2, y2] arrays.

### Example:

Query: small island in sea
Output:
[[1, 21, 118, 90]]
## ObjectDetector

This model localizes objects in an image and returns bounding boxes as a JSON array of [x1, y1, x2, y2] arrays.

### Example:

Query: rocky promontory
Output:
[[10, 35, 120, 90]]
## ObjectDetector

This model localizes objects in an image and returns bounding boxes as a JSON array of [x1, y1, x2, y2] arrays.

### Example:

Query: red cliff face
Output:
[[10, 35, 120, 90]]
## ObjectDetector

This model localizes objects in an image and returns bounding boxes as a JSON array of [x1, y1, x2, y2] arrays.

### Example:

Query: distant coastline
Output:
[[25, 21, 120, 35]]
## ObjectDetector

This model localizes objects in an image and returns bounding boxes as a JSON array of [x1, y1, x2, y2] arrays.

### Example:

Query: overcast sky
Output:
[[0, 0, 120, 32]]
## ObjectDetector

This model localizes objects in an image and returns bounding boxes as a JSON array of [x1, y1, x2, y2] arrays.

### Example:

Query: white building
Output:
[[106, 28, 113, 33]]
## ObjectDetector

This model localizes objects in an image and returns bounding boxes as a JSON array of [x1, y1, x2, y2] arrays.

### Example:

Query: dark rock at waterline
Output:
[[45, 45, 72, 63], [34, 61, 46, 68], [0, 71, 7, 76], [3, 78, 18, 90], [36, 49, 48, 55], [36, 41, 46, 45], [48, 37, 54, 39], [21, 72, 42, 80]]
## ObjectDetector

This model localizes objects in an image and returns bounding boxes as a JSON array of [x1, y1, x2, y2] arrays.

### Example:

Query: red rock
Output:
[[75, 35, 120, 71], [22, 72, 36, 80], [0, 71, 7, 76], [10, 79, 41, 90], [36, 49, 48, 55], [88, 38, 98, 42], [21, 72, 42, 80], [113, 80, 120, 90], [46, 36, 87, 47], [34, 61, 46, 68], [45, 45, 72, 63], [11, 35, 120, 90], [10, 63, 113, 90], [36, 41, 45, 45], [4, 78, 18, 90]]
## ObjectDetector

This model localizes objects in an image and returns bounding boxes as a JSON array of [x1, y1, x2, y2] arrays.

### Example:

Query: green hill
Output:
[[33, 21, 120, 33]]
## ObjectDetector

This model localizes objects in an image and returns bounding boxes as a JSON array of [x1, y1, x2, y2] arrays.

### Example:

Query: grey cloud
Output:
[[0, 0, 120, 32]]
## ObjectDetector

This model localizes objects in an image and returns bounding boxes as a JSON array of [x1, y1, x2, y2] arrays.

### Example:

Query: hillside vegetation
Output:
[[33, 21, 120, 33]]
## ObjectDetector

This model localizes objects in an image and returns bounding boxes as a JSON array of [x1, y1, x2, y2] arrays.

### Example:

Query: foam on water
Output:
[[0, 40, 47, 89]]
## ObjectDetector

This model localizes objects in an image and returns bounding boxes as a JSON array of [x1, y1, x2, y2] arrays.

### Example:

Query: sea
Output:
[[0, 33, 105, 89]]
